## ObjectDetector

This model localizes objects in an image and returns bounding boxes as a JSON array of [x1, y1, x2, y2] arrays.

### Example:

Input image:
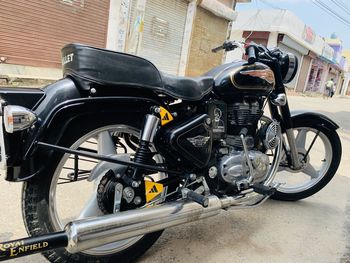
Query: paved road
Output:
[[0, 95, 350, 263]]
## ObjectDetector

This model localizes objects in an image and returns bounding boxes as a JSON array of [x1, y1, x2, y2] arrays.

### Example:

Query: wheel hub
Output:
[[280, 148, 308, 173], [97, 170, 145, 214]]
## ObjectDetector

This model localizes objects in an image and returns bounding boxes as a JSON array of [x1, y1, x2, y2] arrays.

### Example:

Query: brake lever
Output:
[[212, 40, 244, 53], [211, 45, 224, 53]]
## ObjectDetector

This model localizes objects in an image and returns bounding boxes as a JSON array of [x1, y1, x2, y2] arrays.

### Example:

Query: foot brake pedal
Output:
[[252, 184, 276, 196]]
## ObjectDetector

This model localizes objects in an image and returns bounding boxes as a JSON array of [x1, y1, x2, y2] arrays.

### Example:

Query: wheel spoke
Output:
[[303, 163, 319, 179], [97, 131, 116, 155], [77, 195, 103, 219], [88, 155, 130, 182], [303, 131, 320, 162], [295, 129, 307, 149]]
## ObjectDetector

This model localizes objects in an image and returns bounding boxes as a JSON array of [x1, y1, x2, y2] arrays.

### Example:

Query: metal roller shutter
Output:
[[128, 0, 187, 75], [0, 0, 109, 68]]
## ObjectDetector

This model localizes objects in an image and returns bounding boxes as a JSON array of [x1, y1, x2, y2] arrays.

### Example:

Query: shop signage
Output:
[[302, 26, 315, 44], [152, 17, 169, 39], [322, 44, 334, 61]]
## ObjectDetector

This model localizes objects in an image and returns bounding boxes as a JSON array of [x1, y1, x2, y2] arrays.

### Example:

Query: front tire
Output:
[[22, 118, 165, 263], [272, 123, 341, 201]]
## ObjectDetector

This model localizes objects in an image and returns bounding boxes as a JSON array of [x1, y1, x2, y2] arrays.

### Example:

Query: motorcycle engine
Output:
[[215, 99, 281, 187]]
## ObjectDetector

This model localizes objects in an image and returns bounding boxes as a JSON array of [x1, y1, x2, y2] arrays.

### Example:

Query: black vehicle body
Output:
[[0, 42, 342, 263], [0, 43, 338, 182]]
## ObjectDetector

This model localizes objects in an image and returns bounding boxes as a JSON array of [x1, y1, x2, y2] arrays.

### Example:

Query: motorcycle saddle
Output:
[[61, 43, 213, 101]]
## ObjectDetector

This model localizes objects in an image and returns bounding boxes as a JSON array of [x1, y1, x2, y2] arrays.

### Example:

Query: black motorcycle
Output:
[[0, 41, 341, 262]]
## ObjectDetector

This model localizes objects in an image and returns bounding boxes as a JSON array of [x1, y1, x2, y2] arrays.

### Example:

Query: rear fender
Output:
[[8, 96, 160, 181], [1, 78, 81, 177], [39, 96, 160, 147], [0, 87, 45, 109]]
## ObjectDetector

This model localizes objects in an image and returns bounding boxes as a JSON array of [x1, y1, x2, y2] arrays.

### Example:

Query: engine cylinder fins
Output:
[[226, 100, 263, 149], [263, 120, 281, 150], [226, 135, 254, 149]]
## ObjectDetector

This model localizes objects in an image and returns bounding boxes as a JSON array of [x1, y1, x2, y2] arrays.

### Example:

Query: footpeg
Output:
[[252, 184, 276, 196], [182, 188, 209, 207]]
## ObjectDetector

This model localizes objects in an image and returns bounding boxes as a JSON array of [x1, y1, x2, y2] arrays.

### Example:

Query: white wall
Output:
[[230, 9, 324, 55], [341, 72, 350, 96], [106, 0, 131, 52]]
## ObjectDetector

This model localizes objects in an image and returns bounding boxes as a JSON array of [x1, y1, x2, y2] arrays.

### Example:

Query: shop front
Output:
[[0, 0, 110, 68], [186, 0, 236, 77], [305, 43, 334, 93], [126, 0, 188, 75], [305, 58, 328, 93], [125, 0, 236, 76]]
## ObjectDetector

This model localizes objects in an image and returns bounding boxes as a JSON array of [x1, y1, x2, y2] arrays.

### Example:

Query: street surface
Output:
[[0, 95, 350, 263]]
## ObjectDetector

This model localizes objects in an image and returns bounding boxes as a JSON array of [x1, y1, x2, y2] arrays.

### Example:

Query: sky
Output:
[[235, 0, 350, 50]]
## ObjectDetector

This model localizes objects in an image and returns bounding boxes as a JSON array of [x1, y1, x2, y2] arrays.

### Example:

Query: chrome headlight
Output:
[[280, 53, 298, 84], [3, 105, 37, 133]]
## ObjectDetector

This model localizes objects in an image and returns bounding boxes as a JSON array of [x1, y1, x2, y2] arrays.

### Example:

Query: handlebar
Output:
[[212, 40, 281, 66], [211, 45, 224, 53], [246, 46, 256, 65], [211, 40, 244, 53]]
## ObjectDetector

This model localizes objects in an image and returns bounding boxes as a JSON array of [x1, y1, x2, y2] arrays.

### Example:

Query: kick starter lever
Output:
[[240, 128, 254, 183]]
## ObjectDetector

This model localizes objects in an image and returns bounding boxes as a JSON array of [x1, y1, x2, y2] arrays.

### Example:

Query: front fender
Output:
[[290, 110, 339, 130]]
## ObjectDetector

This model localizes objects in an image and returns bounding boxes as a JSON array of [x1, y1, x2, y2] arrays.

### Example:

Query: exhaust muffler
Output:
[[0, 191, 268, 261]]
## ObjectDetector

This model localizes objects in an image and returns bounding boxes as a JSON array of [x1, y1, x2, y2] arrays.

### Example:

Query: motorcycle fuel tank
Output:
[[205, 61, 275, 100]]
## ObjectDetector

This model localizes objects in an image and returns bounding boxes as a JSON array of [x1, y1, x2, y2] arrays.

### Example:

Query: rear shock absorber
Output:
[[131, 114, 160, 181]]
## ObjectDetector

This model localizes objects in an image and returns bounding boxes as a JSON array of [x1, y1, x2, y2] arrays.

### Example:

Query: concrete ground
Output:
[[0, 95, 350, 263]]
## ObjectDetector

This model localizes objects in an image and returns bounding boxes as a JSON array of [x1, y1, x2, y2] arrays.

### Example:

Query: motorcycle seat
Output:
[[61, 43, 213, 101], [160, 73, 213, 101]]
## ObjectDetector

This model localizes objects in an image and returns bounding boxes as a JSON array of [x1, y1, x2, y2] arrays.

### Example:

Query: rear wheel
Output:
[[272, 123, 341, 201], [22, 119, 167, 262]]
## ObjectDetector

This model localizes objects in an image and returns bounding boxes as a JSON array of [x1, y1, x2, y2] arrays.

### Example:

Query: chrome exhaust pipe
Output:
[[0, 142, 281, 261], [0, 192, 268, 261], [65, 192, 267, 253]]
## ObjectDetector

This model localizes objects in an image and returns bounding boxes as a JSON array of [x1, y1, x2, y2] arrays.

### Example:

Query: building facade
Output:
[[226, 9, 347, 95], [0, 0, 110, 80], [0, 0, 243, 81], [341, 49, 350, 96], [186, 1, 234, 76], [325, 37, 347, 95]]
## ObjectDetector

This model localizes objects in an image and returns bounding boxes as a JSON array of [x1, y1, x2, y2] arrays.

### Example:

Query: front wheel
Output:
[[272, 123, 341, 201]]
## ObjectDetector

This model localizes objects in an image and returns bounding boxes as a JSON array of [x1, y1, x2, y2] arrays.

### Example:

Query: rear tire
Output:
[[22, 117, 164, 263]]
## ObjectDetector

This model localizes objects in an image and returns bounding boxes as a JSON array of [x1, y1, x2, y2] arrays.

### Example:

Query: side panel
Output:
[[157, 114, 213, 168]]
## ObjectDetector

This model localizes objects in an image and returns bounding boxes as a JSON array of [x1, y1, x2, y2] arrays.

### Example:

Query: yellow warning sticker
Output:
[[159, 106, 174, 126], [145, 181, 164, 203]]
